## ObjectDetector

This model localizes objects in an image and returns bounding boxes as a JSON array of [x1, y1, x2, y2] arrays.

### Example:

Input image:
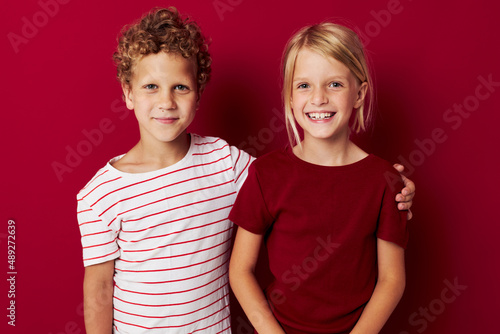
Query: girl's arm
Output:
[[229, 227, 286, 334], [350, 239, 406, 334], [83, 260, 115, 334], [393, 163, 415, 219]]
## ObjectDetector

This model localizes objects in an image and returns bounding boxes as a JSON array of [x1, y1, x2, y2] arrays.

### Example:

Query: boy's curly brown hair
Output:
[[113, 7, 211, 92]]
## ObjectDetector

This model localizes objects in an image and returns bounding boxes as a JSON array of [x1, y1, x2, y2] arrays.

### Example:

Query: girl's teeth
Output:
[[308, 112, 334, 120]]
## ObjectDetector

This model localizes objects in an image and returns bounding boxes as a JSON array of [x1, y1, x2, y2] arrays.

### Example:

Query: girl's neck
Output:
[[293, 135, 367, 167]]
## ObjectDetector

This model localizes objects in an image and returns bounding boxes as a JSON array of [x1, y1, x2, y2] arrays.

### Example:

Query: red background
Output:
[[2, 0, 499, 333]]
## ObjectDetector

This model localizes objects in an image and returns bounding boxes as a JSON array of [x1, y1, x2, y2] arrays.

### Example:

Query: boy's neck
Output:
[[293, 135, 367, 167], [113, 133, 191, 173]]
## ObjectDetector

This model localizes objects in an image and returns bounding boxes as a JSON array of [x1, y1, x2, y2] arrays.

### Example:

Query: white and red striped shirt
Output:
[[77, 134, 253, 333]]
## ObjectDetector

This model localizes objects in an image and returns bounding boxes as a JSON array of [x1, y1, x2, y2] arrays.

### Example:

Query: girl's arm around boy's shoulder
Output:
[[371, 155, 415, 220], [349, 238, 406, 334], [393, 163, 415, 219]]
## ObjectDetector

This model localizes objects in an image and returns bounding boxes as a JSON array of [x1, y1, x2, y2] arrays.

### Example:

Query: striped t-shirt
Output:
[[77, 134, 253, 333]]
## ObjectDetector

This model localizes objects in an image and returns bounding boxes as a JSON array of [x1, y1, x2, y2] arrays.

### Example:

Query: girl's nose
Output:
[[311, 88, 328, 105]]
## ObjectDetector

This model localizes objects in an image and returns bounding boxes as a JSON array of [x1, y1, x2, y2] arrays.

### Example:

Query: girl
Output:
[[229, 22, 408, 334]]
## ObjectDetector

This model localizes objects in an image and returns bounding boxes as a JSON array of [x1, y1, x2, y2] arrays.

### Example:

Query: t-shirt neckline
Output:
[[106, 133, 196, 177], [284, 145, 374, 172]]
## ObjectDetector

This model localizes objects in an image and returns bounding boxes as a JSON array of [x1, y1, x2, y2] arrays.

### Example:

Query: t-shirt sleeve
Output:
[[376, 168, 409, 249], [230, 146, 255, 191], [228, 162, 274, 235], [77, 198, 120, 267]]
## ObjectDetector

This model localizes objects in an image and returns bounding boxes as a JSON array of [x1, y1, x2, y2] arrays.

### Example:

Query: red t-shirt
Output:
[[229, 147, 408, 333]]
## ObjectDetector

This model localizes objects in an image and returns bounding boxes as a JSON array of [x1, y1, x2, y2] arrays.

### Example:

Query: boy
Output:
[[77, 7, 415, 333]]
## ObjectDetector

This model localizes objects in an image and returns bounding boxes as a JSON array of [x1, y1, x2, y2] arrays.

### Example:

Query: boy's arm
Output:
[[83, 260, 115, 334], [229, 227, 286, 334], [350, 239, 405, 334], [393, 164, 415, 219]]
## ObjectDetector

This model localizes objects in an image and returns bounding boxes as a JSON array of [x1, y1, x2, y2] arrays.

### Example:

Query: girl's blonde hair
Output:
[[281, 22, 374, 147]]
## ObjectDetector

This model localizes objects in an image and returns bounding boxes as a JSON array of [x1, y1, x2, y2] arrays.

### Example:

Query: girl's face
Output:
[[291, 47, 367, 143]]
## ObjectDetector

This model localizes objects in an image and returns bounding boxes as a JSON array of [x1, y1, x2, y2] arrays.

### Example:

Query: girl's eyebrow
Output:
[[293, 75, 349, 82]]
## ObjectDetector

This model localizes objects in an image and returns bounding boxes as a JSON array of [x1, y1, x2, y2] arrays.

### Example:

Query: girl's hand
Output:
[[393, 164, 415, 220]]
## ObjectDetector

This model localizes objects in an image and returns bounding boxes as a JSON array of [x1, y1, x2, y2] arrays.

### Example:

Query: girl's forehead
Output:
[[293, 48, 352, 77]]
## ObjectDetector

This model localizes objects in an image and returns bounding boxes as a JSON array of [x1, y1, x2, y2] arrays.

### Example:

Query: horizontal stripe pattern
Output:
[[77, 134, 253, 333]]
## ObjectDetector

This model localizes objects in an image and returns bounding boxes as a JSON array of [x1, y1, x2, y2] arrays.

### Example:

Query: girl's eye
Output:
[[145, 84, 158, 90], [330, 82, 343, 88], [297, 83, 309, 89]]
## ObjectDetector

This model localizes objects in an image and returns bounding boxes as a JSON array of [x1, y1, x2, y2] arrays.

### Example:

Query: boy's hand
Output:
[[393, 164, 415, 220]]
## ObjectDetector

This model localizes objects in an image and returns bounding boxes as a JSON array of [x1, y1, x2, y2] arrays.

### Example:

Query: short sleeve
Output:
[[230, 146, 255, 191], [229, 162, 274, 235], [376, 168, 409, 249], [77, 198, 120, 266]]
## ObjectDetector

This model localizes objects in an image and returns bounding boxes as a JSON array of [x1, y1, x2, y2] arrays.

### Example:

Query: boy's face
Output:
[[122, 52, 199, 147]]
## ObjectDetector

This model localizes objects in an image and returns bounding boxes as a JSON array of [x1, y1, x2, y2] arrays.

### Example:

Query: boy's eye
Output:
[[145, 84, 158, 90], [174, 85, 189, 91]]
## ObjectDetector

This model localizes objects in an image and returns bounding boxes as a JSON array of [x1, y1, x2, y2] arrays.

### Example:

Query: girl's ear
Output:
[[122, 83, 134, 110], [354, 82, 368, 109]]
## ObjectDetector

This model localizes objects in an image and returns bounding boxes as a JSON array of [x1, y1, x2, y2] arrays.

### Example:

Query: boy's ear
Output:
[[354, 82, 368, 109], [122, 83, 134, 110]]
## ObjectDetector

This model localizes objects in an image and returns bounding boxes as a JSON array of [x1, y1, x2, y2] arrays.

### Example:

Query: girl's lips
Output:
[[306, 112, 336, 122]]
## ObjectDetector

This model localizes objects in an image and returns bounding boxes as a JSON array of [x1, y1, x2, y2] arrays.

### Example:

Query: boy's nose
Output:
[[158, 91, 176, 110]]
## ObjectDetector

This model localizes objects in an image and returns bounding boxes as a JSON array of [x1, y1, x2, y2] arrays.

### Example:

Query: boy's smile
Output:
[[122, 52, 199, 148]]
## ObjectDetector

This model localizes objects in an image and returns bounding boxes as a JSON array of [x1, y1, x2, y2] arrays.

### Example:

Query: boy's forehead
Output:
[[131, 52, 198, 77], [134, 51, 196, 66]]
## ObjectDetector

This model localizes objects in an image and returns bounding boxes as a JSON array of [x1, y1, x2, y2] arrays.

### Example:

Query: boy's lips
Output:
[[154, 117, 178, 124]]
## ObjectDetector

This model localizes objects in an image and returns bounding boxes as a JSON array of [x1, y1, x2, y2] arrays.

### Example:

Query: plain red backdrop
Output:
[[2, 0, 499, 333]]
